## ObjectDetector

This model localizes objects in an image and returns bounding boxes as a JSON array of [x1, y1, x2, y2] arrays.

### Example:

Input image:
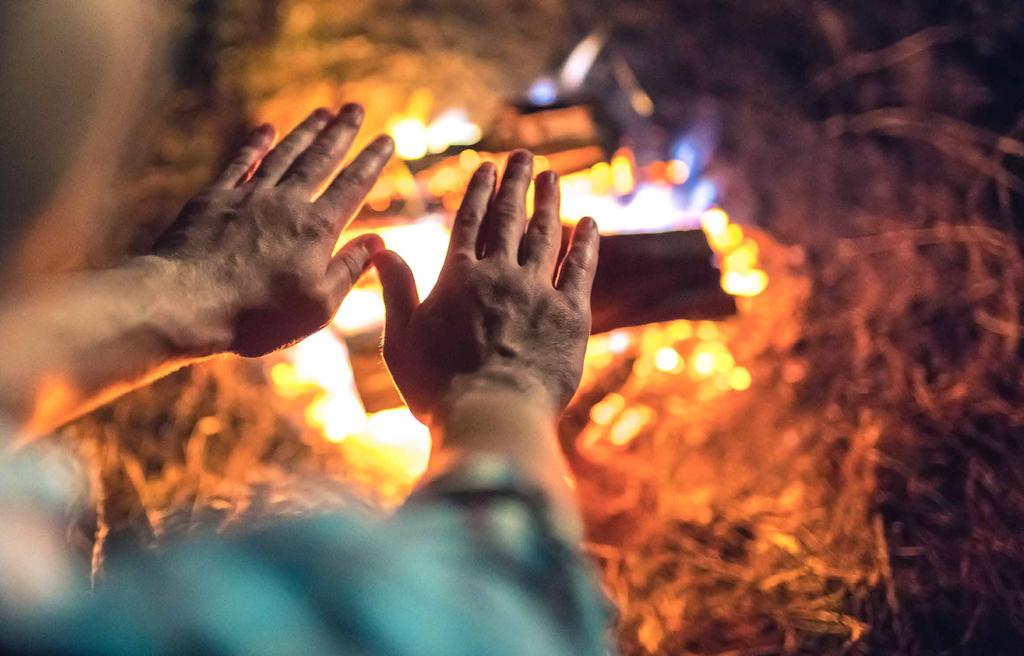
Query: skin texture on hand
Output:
[[153, 104, 395, 357], [375, 150, 600, 427]]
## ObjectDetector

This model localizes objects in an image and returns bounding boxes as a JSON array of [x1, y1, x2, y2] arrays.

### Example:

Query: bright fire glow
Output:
[[655, 347, 683, 373], [281, 331, 367, 440], [390, 110, 483, 161], [699, 207, 770, 301], [337, 218, 449, 328], [390, 118, 429, 160]]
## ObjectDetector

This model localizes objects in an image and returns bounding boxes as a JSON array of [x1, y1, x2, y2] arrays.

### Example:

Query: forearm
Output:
[[0, 256, 231, 436], [426, 369, 582, 538]]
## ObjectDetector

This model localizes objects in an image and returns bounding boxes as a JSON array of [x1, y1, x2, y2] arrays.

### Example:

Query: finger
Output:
[[374, 249, 419, 339], [556, 217, 600, 303], [250, 108, 333, 188], [482, 150, 533, 259], [519, 170, 561, 274], [325, 233, 385, 305], [444, 162, 496, 263], [315, 135, 395, 233], [280, 103, 364, 194], [209, 124, 275, 189]]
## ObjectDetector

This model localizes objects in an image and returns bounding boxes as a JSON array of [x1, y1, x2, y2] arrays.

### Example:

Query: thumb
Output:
[[326, 234, 385, 303], [373, 249, 419, 339]]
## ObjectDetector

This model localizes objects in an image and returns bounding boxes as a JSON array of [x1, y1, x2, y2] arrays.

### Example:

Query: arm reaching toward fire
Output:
[[0, 105, 394, 437], [376, 150, 599, 525]]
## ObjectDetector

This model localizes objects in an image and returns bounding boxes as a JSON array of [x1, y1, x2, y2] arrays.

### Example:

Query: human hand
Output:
[[375, 150, 600, 425], [151, 104, 394, 357]]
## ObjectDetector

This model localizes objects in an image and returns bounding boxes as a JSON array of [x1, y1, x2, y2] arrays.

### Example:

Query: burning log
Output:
[[583, 228, 734, 333]]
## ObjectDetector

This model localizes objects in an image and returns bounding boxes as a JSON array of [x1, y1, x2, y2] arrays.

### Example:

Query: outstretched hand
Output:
[[0, 103, 398, 435], [153, 104, 394, 357], [375, 150, 599, 425]]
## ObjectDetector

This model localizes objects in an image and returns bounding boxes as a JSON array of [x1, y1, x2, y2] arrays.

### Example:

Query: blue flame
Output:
[[527, 77, 559, 106], [682, 179, 718, 215], [672, 139, 701, 172]]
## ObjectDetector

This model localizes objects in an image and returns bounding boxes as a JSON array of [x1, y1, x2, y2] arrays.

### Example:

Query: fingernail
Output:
[[539, 170, 558, 187], [363, 234, 384, 256], [509, 150, 533, 168], [371, 134, 395, 152], [312, 107, 334, 121], [339, 103, 364, 124], [254, 123, 275, 138], [477, 161, 497, 178]]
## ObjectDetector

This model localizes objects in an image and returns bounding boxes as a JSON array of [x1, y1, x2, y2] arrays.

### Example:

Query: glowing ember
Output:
[[654, 347, 683, 373], [728, 366, 752, 391], [609, 405, 654, 446]]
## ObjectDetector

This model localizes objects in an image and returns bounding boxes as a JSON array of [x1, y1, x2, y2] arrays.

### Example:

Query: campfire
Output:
[[61, 3, 1024, 653]]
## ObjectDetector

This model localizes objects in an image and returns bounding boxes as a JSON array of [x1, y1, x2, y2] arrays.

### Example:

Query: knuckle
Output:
[[454, 205, 484, 225], [305, 212, 333, 237], [561, 291, 587, 314], [564, 253, 591, 276], [528, 231, 556, 253], [296, 120, 323, 137], [448, 250, 477, 266], [182, 194, 215, 214], [344, 165, 373, 188], [531, 216, 556, 235], [273, 137, 303, 155], [229, 150, 254, 169], [336, 251, 364, 284], [551, 301, 577, 324], [477, 263, 505, 286], [286, 166, 316, 187], [251, 161, 277, 179], [570, 309, 591, 334], [492, 271, 531, 305], [304, 141, 335, 163], [493, 197, 521, 218]]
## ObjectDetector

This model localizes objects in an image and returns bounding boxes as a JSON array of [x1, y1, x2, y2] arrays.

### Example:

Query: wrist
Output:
[[124, 256, 236, 358], [424, 365, 578, 530], [430, 364, 559, 438], [443, 364, 557, 412]]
